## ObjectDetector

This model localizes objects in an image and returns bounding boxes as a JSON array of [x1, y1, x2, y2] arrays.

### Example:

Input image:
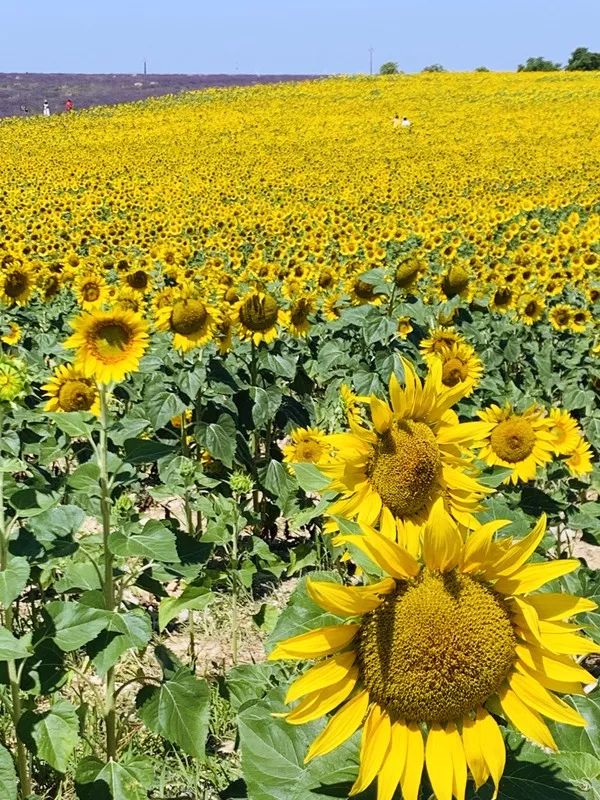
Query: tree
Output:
[[422, 63, 446, 73], [566, 47, 600, 71], [474, 66, 490, 72], [517, 56, 561, 72], [379, 61, 399, 75]]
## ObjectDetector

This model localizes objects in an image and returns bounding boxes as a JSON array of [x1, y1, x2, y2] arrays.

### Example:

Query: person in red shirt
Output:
[[65, 98, 74, 112]]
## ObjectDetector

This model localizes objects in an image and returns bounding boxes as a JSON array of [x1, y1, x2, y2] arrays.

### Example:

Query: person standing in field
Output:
[[401, 116, 412, 131], [43, 100, 50, 116], [65, 98, 74, 112], [391, 113, 401, 129]]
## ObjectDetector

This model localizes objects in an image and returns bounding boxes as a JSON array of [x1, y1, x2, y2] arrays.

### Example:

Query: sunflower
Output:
[[565, 437, 593, 476], [42, 363, 100, 415], [215, 314, 234, 355], [270, 508, 598, 800], [477, 404, 555, 484], [283, 427, 329, 466], [518, 294, 545, 326], [441, 262, 470, 299], [548, 304, 572, 332], [63, 308, 149, 385], [155, 296, 218, 352], [320, 360, 492, 541], [75, 273, 109, 309], [430, 342, 483, 397], [234, 290, 287, 345], [1, 322, 22, 346], [339, 384, 369, 427], [396, 316, 413, 338], [288, 295, 316, 337], [489, 286, 514, 314], [0, 262, 35, 306], [393, 257, 424, 290], [0, 354, 27, 404], [420, 328, 464, 363], [570, 308, 591, 334], [545, 408, 581, 456]]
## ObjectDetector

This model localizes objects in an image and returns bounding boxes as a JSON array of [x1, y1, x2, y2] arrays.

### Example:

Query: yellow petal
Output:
[[286, 667, 358, 724], [377, 721, 408, 800], [514, 660, 586, 696], [286, 651, 356, 704], [426, 724, 453, 800], [446, 722, 467, 800], [422, 497, 462, 572], [491, 515, 547, 577], [268, 624, 360, 660], [307, 577, 396, 617], [461, 520, 511, 573], [400, 722, 425, 800], [508, 670, 586, 727], [388, 371, 403, 416], [493, 559, 579, 595], [498, 684, 557, 751], [475, 708, 505, 800], [510, 597, 541, 641], [350, 705, 392, 796], [537, 629, 600, 656], [436, 420, 495, 446], [462, 715, 490, 788], [527, 593, 598, 621], [339, 529, 421, 579], [371, 396, 393, 435], [515, 642, 595, 685], [305, 689, 369, 763]]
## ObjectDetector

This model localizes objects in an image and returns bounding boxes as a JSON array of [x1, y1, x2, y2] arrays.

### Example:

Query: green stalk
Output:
[[231, 515, 239, 665], [98, 387, 117, 761], [0, 410, 32, 797]]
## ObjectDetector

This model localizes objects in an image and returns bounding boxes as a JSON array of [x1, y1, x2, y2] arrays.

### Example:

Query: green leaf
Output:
[[123, 438, 175, 464], [46, 411, 95, 438], [291, 463, 329, 492], [45, 601, 108, 651], [250, 386, 282, 429], [17, 700, 79, 773], [145, 390, 187, 430], [0, 629, 31, 661], [0, 556, 29, 606], [550, 688, 600, 758], [75, 754, 154, 800], [225, 662, 286, 712], [27, 504, 86, 540], [262, 459, 292, 500], [54, 562, 102, 593], [108, 519, 179, 562], [0, 743, 17, 800], [238, 688, 362, 800], [205, 416, 236, 468], [9, 487, 60, 517], [158, 584, 214, 631], [555, 752, 600, 800], [87, 608, 152, 676], [136, 667, 210, 760], [68, 463, 101, 495]]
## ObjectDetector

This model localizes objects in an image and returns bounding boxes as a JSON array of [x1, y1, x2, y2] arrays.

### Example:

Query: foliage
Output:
[[379, 61, 400, 75], [566, 47, 600, 71], [517, 56, 561, 72]]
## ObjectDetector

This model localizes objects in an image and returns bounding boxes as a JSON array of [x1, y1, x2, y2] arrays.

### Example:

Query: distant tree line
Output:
[[517, 47, 600, 72], [377, 46, 600, 75]]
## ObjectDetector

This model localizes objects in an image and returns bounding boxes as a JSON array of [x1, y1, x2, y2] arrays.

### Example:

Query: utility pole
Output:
[[369, 47, 374, 75], [143, 59, 147, 76]]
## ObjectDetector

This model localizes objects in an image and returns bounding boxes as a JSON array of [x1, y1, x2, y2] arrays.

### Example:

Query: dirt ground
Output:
[[0, 72, 320, 118]]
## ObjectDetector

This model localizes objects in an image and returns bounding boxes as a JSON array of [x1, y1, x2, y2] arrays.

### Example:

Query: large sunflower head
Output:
[[234, 290, 287, 345], [282, 427, 330, 466], [430, 342, 483, 396], [42, 363, 100, 415], [75, 272, 108, 310], [321, 360, 493, 541], [63, 308, 149, 385], [477, 404, 555, 484], [155, 295, 218, 352], [270, 508, 598, 800], [0, 261, 35, 306], [545, 408, 582, 456]]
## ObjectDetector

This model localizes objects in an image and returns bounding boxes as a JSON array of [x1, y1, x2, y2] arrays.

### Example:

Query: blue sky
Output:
[[1, 0, 598, 74]]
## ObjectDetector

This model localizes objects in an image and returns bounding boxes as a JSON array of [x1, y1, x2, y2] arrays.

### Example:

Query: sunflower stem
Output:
[[98, 386, 117, 761], [0, 409, 32, 798], [386, 283, 397, 318]]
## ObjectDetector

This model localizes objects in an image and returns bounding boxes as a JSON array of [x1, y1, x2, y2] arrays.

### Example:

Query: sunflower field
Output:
[[0, 71, 599, 799]]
